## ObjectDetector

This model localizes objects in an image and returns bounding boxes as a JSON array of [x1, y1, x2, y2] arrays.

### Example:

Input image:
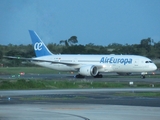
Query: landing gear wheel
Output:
[[141, 75, 145, 79], [94, 74, 103, 78], [75, 74, 85, 78]]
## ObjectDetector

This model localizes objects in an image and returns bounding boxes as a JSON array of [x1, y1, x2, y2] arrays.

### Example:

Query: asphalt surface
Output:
[[1, 72, 160, 83], [1, 104, 160, 120], [0, 74, 160, 120], [0, 88, 160, 120], [1, 89, 160, 107]]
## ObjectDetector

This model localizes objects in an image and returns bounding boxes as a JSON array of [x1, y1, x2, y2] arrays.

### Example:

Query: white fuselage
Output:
[[31, 54, 157, 73]]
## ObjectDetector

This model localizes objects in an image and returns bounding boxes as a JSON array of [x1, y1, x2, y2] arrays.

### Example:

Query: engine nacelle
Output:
[[79, 65, 98, 76]]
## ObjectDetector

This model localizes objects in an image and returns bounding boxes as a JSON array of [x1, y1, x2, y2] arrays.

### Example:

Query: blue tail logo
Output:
[[34, 42, 43, 51], [29, 30, 53, 57]]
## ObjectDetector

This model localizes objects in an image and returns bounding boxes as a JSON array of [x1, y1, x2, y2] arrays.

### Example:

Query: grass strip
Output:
[[0, 79, 160, 90], [115, 92, 160, 97]]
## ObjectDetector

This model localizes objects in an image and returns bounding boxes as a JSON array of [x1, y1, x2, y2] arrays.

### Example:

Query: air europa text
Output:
[[100, 57, 132, 65]]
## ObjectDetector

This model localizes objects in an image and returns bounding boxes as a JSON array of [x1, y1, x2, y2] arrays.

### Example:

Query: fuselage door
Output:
[[134, 59, 139, 67]]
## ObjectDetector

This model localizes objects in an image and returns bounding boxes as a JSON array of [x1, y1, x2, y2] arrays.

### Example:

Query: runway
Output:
[[0, 89, 160, 120]]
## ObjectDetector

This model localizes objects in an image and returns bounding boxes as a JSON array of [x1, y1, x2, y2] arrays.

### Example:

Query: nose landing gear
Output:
[[141, 72, 147, 79]]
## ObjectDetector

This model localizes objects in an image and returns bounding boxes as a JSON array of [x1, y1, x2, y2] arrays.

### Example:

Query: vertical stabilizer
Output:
[[29, 30, 53, 57]]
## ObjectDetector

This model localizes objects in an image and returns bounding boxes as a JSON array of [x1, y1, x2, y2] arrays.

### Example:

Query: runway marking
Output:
[[54, 112, 90, 120], [47, 107, 86, 110]]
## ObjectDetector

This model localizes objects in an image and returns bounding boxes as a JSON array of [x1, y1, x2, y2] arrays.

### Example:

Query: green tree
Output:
[[61, 45, 86, 54], [140, 38, 152, 52], [0, 49, 3, 59], [59, 36, 78, 46]]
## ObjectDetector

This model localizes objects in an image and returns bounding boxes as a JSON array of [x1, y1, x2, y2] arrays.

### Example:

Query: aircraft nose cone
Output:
[[152, 64, 157, 71]]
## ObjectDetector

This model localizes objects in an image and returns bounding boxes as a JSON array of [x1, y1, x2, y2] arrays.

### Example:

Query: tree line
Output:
[[0, 37, 160, 67]]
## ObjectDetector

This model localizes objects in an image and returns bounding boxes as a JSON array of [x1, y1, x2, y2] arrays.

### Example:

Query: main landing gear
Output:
[[75, 74, 85, 78], [94, 73, 103, 78], [75, 73, 103, 78]]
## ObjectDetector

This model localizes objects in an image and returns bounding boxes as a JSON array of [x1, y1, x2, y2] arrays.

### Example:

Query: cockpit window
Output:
[[145, 61, 153, 63]]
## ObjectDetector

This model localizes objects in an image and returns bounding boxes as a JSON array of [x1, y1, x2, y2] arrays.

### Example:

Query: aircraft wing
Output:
[[3, 56, 79, 66], [3, 56, 76, 65], [4, 56, 54, 62], [3, 56, 103, 68]]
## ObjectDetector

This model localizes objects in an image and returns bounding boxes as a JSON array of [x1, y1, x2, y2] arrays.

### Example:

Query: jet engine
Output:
[[79, 65, 98, 76]]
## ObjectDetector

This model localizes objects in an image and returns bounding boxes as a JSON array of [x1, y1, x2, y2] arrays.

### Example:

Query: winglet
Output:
[[29, 30, 53, 57]]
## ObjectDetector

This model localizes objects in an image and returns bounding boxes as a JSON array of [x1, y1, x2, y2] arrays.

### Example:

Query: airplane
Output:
[[4, 30, 157, 78]]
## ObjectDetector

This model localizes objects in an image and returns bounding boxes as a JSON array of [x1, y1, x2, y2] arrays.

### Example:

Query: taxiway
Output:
[[0, 88, 160, 120], [0, 73, 160, 120]]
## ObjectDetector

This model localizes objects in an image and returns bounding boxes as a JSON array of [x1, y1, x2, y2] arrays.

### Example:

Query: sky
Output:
[[0, 0, 160, 46]]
